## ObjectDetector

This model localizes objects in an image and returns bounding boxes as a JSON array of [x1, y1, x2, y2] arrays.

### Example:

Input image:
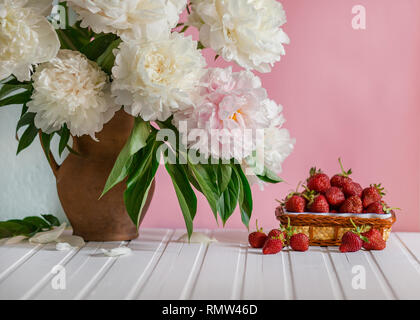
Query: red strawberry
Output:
[[279, 217, 296, 246], [267, 228, 285, 240], [290, 233, 309, 252], [307, 167, 331, 193], [365, 201, 384, 214], [248, 220, 267, 248], [339, 196, 363, 213], [308, 194, 330, 213], [325, 187, 345, 206], [339, 232, 364, 252], [262, 236, 283, 254], [362, 228, 386, 251], [331, 209, 338, 213], [339, 220, 369, 253], [330, 158, 353, 188], [343, 181, 363, 197], [362, 184, 385, 208], [285, 195, 306, 213]]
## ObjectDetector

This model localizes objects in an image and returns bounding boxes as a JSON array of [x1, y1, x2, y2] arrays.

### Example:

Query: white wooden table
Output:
[[0, 229, 419, 300]]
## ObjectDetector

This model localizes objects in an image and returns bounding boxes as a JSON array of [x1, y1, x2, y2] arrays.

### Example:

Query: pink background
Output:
[[142, 0, 420, 232]]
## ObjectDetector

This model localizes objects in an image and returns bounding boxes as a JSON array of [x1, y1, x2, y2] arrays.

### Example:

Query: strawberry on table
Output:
[[362, 184, 385, 208], [339, 195, 363, 213], [339, 219, 369, 253], [325, 186, 345, 206], [290, 233, 309, 252], [362, 228, 386, 251], [307, 167, 331, 193], [248, 220, 267, 248], [330, 158, 353, 188], [267, 228, 286, 240], [262, 236, 283, 254]]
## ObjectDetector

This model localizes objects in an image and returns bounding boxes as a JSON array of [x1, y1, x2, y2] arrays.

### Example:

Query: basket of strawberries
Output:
[[275, 158, 399, 246]]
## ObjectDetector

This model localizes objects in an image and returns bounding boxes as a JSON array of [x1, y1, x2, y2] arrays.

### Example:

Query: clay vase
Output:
[[41, 110, 154, 241]]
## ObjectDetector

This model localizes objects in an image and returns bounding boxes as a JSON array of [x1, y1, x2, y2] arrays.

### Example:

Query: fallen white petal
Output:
[[29, 223, 66, 244], [56, 242, 72, 251], [100, 247, 132, 257], [177, 232, 217, 244], [5, 235, 28, 245], [57, 235, 85, 247]]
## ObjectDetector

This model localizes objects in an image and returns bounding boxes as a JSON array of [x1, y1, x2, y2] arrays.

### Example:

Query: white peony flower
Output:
[[0, 0, 59, 81], [67, 0, 187, 42], [257, 127, 295, 174], [28, 50, 120, 139], [188, 0, 290, 73], [112, 34, 207, 121], [173, 67, 282, 161], [243, 126, 295, 187]]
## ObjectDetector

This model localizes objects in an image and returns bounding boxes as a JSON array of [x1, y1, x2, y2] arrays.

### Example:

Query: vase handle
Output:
[[38, 132, 60, 178]]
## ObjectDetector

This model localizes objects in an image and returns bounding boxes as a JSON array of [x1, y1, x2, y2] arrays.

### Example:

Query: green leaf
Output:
[[58, 125, 71, 157], [0, 83, 31, 99], [217, 169, 240, 226], [96, 39, 122, 75], [80, 34, 118, 61], [0, 75, 19, 85], [16, 111, 35, 135], [101, 118, 150, 198], [0, 221, 33, 238], [124, 139, 161, 227], [188, 162, 219, 221], [23, 216, 51, 230], [216, 164, 232, 194], [16, 124, 38, 155], [234, 165, 253, 228], [56, 28, 79, 51], [0, 214, 61, 239], [0, 83, 32, 107], [257, 167, 283, 184], [40, 132, 54, 163], [66, 145, 81, 156], [185, 165, 202, 193], [165, 149, 197, 238], [41, 214, 61, 227]]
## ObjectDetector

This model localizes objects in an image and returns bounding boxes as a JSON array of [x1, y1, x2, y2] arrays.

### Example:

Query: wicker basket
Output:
[[275, 207, 396, 246]]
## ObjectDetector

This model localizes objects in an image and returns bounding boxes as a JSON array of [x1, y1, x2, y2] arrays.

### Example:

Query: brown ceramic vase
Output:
[[41, 110, 154, 241]]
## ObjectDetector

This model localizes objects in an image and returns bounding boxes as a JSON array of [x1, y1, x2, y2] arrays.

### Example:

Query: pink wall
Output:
[[142, 0, 420, 232]]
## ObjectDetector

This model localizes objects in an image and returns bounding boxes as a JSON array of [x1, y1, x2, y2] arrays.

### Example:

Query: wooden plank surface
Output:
[[0, 230, 419, 300]]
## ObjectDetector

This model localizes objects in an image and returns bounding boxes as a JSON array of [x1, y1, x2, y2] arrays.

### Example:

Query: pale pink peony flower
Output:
[[173, 67, 282, 161]]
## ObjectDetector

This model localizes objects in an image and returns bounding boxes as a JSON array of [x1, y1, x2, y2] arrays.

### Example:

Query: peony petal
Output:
[[2, 236, 28, 245], [56, 242, 73, 251], [24, 0, 54, 16], [56, 235, 85, 247], [100, 247, 132, 257], [29, 223, 66, 244], [177, 232, 217, 244]]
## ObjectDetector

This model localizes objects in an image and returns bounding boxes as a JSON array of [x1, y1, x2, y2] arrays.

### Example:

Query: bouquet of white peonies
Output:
[[1, 0, 295, 237]]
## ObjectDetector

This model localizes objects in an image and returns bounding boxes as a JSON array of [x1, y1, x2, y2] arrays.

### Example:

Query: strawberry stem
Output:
[[349, 219, 369, 242], [372, 183, 386, 197], [338, 157, 352, 177], [256, 219, 263, 233]]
